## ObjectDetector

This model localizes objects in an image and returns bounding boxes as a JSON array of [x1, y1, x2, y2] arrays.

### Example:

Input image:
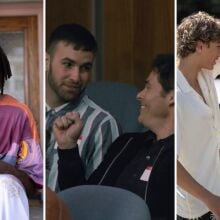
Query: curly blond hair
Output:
[[177, 11, 220, 58]]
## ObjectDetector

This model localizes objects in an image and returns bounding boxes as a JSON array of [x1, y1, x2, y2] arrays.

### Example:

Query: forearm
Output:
[[58, 147, 86, 190], [0, 161, 37, 197], [177, 161, 215, 206]]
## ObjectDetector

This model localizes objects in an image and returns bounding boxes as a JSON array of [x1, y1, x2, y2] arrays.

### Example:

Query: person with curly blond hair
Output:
[[177, 11, 220, 220]]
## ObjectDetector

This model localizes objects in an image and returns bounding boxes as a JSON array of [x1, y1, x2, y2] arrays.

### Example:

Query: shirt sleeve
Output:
[[58, 147, 86, 190], [57, 133, 132, 191], [16, 106, 43, 187]]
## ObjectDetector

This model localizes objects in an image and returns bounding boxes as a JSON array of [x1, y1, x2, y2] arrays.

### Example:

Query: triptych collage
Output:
[[0, 0, 220, 219]]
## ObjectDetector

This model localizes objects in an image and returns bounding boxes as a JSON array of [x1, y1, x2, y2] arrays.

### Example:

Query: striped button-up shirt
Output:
[[46, 94, 120, 191]]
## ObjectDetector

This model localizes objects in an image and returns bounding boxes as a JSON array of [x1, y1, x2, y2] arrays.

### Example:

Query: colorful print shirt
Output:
[[0, 95, 43, 186]]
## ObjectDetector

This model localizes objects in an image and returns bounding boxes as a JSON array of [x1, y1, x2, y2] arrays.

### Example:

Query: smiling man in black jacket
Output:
[[53, 54, 174, 220]]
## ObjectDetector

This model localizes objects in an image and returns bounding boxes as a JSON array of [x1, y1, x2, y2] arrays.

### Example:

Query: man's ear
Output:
[[168, 90, 174, 106], [195, 41, 204, 54], [46, 52, 50, 72]]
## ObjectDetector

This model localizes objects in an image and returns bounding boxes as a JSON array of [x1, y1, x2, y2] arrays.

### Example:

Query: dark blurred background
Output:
[[178, 0, 220, 24]]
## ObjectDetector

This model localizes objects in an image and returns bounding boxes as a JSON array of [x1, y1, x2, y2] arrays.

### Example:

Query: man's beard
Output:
[[47, 69, 82, 103]]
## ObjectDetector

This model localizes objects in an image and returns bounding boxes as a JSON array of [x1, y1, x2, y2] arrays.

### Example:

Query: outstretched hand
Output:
[[53, 112, 83, 149]]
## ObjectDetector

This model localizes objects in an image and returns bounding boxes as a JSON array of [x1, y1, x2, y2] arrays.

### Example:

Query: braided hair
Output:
[[0, 46, 12, 95]]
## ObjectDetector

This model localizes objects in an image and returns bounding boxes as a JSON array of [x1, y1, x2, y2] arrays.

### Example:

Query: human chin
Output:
[[59, 89, 81, 102], [137, 111, 145, 125], [204, 63, 215, 70], [138, 115, 149, 128], [209, 58, 219, 70]]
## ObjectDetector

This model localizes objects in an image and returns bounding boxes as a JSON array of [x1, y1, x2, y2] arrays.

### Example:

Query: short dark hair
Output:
[[0, 46, 12, 95], [47, 23, 98, 55], [152, 54, 174, 94], [177, 11, 220, 58]]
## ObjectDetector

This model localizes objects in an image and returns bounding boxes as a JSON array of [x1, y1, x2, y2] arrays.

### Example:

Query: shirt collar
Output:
[[177, 69, 193, 93], [142, 131, 174, 150], [143, 130, 174, 143], [46, 89, 86, 113], [46, 102, 69, 113]]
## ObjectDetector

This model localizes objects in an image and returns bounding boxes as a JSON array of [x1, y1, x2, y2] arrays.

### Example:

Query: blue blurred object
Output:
[[86, 81, 146, 133], [58, 185, 151, 220]]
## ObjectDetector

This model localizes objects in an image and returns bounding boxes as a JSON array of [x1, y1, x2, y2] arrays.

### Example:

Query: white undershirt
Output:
[[214, 79, 220, 104]]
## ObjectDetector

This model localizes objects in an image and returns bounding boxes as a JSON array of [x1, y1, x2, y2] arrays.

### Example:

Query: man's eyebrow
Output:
[[61, 58, 93, 66], [82, 62, 93, 66], [61, 57, 75, 62]]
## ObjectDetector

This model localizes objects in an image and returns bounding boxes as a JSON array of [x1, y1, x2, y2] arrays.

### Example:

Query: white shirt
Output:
[[0, 175, 29, 220], [214, 79, 220, 104], [177, 69, 220, 218]]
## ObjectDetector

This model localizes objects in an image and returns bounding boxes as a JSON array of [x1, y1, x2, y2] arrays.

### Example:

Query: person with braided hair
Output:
[[0, 46, 43, 220]]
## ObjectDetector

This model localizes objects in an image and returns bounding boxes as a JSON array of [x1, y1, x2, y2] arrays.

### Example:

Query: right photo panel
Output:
[[177, 1, 220, 219]]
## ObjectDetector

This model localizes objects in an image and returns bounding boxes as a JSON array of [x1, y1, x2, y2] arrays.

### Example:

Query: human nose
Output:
[[136, 88, 145, 101], [217, 48, 220, 56], [69, 66, 80, 82]]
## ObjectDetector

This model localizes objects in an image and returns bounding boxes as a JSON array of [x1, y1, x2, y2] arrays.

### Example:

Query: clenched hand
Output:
[[53, 112, 83, 149]]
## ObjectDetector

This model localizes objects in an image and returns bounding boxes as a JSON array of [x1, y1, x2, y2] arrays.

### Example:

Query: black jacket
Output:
[[58, 131, 174, 220]]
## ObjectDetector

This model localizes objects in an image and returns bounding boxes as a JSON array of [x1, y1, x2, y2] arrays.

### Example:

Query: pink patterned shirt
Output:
[[0, 95, 43, 186]]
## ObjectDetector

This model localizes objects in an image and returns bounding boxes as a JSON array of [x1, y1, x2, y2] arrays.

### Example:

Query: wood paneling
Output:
[[46, 0, 174, 89], [104, 0, 174, 88], [104, 1, 134, 83], [25, 16, 39, 129], [133, 0, 174, 88], [46, 0, 92, 43]]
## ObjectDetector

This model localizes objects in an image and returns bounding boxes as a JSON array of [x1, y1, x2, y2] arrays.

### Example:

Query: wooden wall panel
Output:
[[26, 16, 39, 128], [104, 0, 174, 89], [46, 0, 174, 89], [46, 0, 92, 43], [103, 0, 134, 83], [133, 0, 174, 88]]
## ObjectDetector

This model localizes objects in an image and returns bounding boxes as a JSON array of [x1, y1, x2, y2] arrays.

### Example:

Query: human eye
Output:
[[145, 82, 151, 90], [80, 64, 92, 73], [62, 61, 73, 69]]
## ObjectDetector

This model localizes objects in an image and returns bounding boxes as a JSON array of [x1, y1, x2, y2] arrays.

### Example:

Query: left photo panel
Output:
[[0, 1, 43, 220]]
